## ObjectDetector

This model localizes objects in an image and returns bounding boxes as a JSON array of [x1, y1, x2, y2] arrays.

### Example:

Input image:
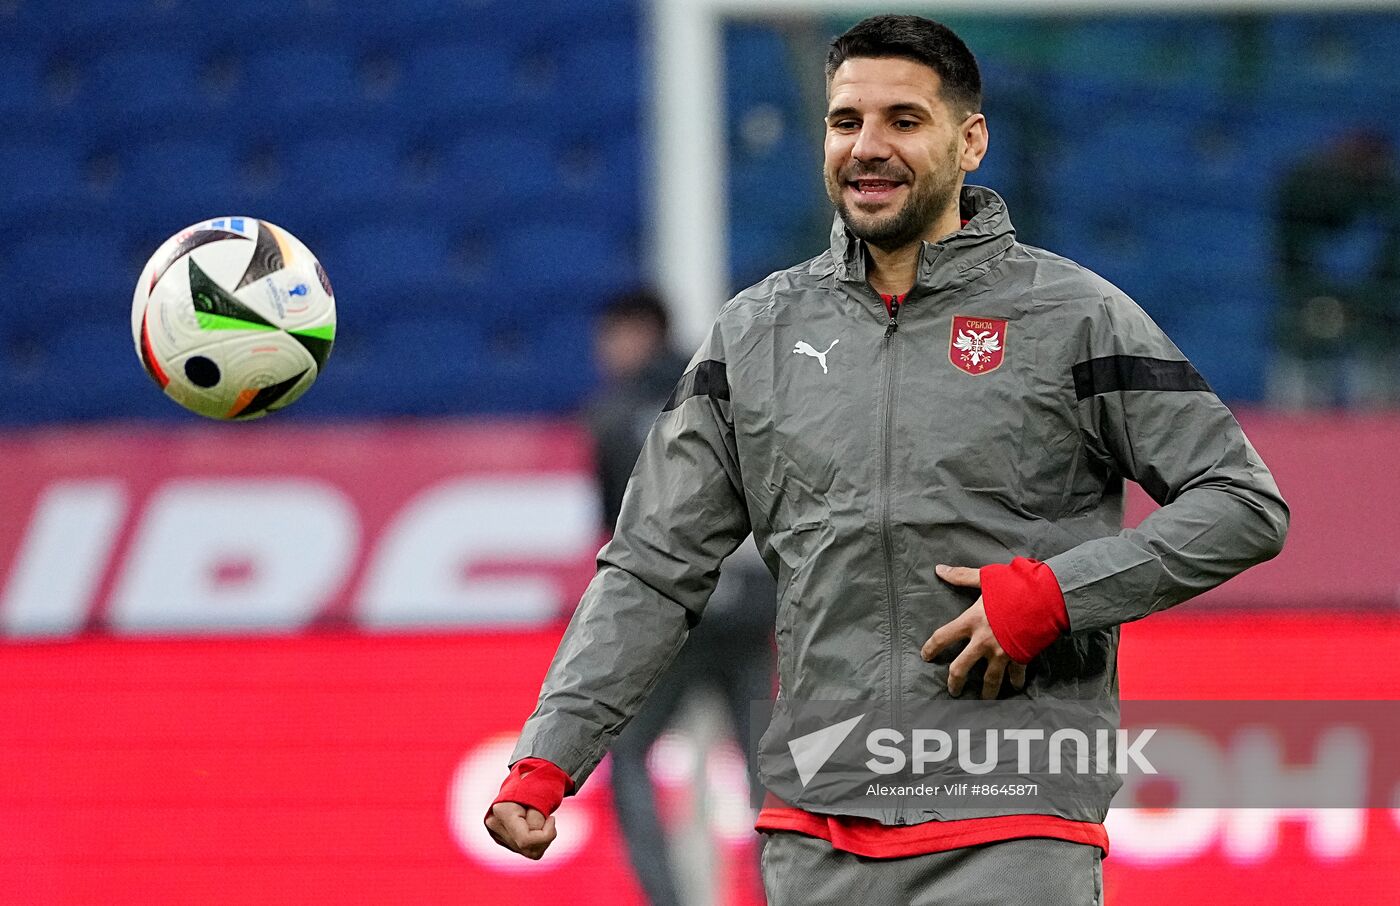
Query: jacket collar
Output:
[[830, 185, 1017, 293]]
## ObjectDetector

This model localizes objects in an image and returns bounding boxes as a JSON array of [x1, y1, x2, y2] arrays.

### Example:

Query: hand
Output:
[[484, 801, 557, 860], [921, 564, 1027, 700]]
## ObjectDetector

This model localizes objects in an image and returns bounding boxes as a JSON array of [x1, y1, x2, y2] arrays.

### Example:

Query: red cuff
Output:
[[980, 557, 1069, 664], [485, 757, 574, 822]]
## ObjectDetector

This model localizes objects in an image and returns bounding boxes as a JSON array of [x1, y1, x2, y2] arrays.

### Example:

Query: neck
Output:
[[864, 200, 965, 297]]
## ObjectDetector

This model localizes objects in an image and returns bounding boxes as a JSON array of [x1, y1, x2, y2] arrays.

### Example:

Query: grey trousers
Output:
[[760, 831, 1103, 906]]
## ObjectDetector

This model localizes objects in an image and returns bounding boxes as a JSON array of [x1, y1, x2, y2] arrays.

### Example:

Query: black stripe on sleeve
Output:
[[663, 360, 729, 412], [1072, 355, 1212, 400]]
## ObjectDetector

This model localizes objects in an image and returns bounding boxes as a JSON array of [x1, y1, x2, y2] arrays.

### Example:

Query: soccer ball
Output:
[[131, 217, 336, 420]]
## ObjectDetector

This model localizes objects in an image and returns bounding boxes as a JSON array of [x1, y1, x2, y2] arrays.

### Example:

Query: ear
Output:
[[959, 113, 989, 174]]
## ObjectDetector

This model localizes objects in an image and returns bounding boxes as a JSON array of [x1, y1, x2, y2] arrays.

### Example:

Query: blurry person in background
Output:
[[1271, 128, 1400, 409], [584, 291, 776, 906]]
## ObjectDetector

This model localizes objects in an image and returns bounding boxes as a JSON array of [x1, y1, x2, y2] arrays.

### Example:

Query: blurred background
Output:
[[2, 0, 1400, 903]]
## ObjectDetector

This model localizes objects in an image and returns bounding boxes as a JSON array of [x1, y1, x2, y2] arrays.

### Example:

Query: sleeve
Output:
[[1043, 290, 1290, 634], [508, 313, 751, 787], [485, 758, 574, 822]]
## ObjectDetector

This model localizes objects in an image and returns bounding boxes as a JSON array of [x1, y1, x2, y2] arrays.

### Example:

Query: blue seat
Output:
[[163, 0, 320, 41], [327, 0, 480, 42], [316, 222, 454, 322], [0, 144, 86, 214], [86, 47, 204, 122], [730, 222, 800, 289], [1145, 210, 1274, 282], [443, 135, 558, 210], [285, 135, 402, 208], [8, 0, 170, 43], [113, 139, 245, 227], [730, 134, 819, 228], [469, 312, 597, 414], [7, 321, 161, 423], [2, 230, 134, 304], [725, 23, 801, 110], [555, 36, 640, 117], [540, 133, 645, 231], [297, 315, 487, 417], [1057, 16, 1233, 90], [0, 44, 48, 116], [531, 0, 638, 36], [496, 222, 637, 302], [1265, 14, 1400, 88], [241, 45, 368, 118], [400, 41, 518, 116]]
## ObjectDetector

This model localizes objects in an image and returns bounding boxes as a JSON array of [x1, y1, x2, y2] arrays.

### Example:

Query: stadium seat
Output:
[[555, 36, 641, 120], [163, 0, 322, 41], [1, 231, 135, 308], [86, 46, 206, 122], [399, 41, 519, 117], [1264, 14, 1400, 89], [730, 133, 819, 228], [442, 135, 559, 210], [316, 222, 455, 323], [283, 135, 403, 209], [296, 315, 489, 417], [241, 45, 370, 119], [6, 320, 160, 424], [468, 311, 598, 414], [724, 23, 802, 110], [1054, 16, 1233, 91], [495, 223, 638, 304], [0, 44, 49, 117], [112, 139, 245, 230], [0, 144, 86, 217], [5, 0, 169, 44]]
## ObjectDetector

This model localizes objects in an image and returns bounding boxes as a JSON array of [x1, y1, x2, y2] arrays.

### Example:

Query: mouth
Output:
[[847, 178, 906, 204]]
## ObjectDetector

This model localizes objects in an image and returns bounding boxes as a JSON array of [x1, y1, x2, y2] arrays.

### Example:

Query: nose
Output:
[[850, 122, 893, 164]]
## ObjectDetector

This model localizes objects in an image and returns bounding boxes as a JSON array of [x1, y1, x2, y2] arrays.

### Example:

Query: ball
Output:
[[131, 217, 336, 420]]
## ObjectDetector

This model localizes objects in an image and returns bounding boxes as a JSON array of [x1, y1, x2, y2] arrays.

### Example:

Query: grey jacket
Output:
[[511, 186, 1288, 824]]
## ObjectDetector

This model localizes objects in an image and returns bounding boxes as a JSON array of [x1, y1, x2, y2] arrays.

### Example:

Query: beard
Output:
[[826, 142, 961, 251]]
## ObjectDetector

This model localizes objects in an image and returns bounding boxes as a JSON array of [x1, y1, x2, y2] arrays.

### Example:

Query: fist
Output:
[[484, 801, 558, 861]]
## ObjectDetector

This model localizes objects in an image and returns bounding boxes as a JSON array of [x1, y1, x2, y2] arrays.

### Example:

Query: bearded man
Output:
[[486, 14, 1287, 904]]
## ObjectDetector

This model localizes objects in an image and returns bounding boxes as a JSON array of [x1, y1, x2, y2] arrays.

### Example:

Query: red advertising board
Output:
[[0, 631, 770, 906], [2, 413, 1400, 638], [0, 422, 602, 637], [0, 617, 1397, 905]]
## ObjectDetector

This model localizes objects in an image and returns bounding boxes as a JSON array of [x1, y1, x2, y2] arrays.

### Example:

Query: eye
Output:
[[894, 119, 918, 131], [832, 119, 859, 131]]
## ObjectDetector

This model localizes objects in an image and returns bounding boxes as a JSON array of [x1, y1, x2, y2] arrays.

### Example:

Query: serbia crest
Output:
[[949, 315, 1007, 375]]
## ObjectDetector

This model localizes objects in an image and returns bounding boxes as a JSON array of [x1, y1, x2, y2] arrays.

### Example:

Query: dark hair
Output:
[[826, 14, 981, 117], [600, 289, 670, 337]]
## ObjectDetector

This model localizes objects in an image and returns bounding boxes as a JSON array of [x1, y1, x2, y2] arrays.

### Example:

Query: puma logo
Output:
[[793, 339, 839, 374]]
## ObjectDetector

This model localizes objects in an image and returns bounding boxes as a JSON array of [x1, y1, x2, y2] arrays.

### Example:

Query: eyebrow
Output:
[[825, 102, 933, 122]]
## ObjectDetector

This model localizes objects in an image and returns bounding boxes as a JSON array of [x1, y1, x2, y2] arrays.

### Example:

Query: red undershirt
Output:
[[490, 292, 1092, 859]]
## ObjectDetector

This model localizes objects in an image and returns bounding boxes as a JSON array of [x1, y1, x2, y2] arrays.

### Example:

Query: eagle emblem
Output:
[[949, 315, 1007, 375]]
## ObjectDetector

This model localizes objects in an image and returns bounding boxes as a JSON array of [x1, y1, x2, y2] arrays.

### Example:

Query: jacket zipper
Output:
[[879, 295, 904, 822]]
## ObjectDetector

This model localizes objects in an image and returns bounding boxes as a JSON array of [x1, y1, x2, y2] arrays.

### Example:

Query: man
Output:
[[486, 14, 1287, 903], [1271, 128, 1400, 409], [584, 291, 774, 906], [585, 291, 693, 534]]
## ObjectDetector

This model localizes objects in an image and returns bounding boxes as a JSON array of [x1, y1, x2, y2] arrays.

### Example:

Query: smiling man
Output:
[[486, 14, 1287, 905]]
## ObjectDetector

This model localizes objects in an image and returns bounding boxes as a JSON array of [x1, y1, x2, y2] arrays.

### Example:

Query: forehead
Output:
[[826, 56, 945, 114]]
